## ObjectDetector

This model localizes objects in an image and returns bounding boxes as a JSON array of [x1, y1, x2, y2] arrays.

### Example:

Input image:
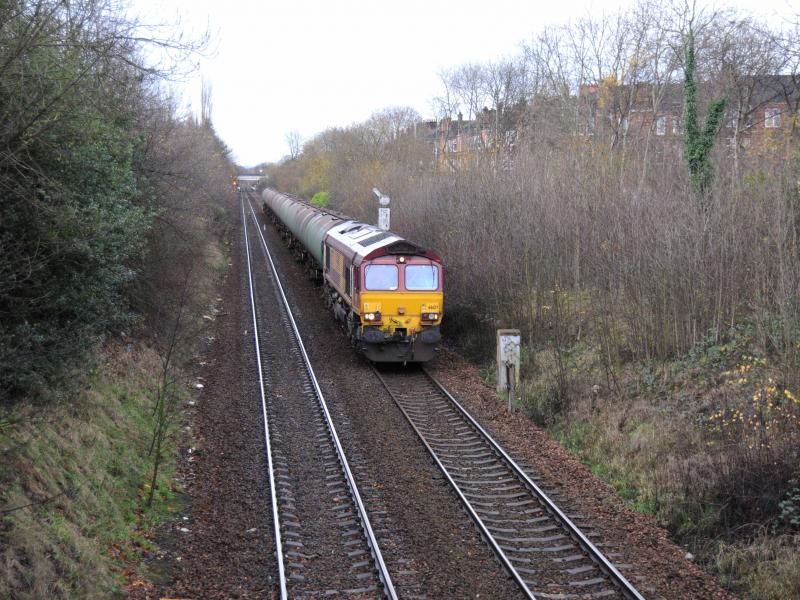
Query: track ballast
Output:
[[374, 365, 646, 600], [241, 192, 396, 598]]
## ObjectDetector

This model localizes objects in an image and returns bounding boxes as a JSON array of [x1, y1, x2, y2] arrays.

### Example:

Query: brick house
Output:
[[413, 76, 798, 170], [411, 110, 519, 171], [580, 75, 799, 153]]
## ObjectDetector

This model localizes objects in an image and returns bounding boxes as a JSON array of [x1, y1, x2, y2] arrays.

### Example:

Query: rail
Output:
[[242, 192, 398, 599], [374, 365, 646, 600]]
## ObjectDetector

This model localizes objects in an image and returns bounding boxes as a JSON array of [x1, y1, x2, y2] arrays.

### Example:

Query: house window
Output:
[[619, 116, 628, 133], [672, 117, 681, 135], [765, 108, 781, 128], [655, 116, 666, 136]]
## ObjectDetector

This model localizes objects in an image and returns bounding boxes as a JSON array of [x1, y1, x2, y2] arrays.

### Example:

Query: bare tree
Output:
[[482, 59, 525, 146], [201, 77, 213, 127], [285, 129, 302, 159], [445, 62, 489, 120]]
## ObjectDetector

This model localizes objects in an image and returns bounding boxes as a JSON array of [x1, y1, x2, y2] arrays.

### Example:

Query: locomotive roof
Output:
[[326, 220, 403, 260], [326, 219, 442, 264]]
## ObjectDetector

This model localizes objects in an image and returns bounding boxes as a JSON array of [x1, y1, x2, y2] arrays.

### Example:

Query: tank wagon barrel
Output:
[[262, 188, 343, 266], [261, 188, 444, 363]]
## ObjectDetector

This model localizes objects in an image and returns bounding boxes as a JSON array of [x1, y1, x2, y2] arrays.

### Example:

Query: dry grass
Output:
[[714, 534, 800, 600], [541, 332, 800, 597]]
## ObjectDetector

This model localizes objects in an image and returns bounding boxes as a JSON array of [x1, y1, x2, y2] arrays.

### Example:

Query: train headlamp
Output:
[[363, 311, 381, 322], [421, 312, 439, 321]]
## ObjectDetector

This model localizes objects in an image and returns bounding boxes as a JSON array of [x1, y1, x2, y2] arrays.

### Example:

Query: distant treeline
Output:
[[0, 0, 235, 401]]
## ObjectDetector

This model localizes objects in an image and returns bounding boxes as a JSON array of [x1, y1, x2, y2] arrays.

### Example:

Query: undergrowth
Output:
[[474, 312, 800, 599], [0, 342, 187, 599]]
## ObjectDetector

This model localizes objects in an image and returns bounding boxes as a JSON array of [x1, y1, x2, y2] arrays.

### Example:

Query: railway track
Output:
[[240, 192, 397, 599], [244, 186, 646, 598], [374, 365, 646, 600]]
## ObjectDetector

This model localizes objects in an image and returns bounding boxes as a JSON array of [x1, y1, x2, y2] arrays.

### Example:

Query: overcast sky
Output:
[[130, 0, 796, 166]]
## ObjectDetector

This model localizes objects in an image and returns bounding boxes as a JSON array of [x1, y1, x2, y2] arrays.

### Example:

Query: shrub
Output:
[[310, 190, 330, 208]]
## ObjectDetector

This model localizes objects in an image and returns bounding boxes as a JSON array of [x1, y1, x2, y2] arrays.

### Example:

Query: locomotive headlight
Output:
[[422, 312, 439, 321], [366, 313, 375, 320], [363, 312, 381, 322]]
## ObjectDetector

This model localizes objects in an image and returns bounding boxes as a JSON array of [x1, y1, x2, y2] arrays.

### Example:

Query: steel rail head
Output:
[[243, 194, 398, 600], [371, 366, 538, 600], [239, 193, 288, 600], [421, 368, 647, 600]]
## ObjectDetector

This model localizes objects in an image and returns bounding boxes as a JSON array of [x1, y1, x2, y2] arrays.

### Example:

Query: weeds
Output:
[[534, 321, 800, 595], [714, 534, 800, 600], [777, 483, 800, 531]]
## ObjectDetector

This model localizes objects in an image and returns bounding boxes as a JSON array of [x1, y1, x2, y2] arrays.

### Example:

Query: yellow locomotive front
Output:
[[358, 255, 442, 361], [321, 222, 443, 362]]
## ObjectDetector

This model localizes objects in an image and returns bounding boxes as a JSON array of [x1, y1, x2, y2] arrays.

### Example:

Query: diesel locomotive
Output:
[[261, 188, 443, 362]]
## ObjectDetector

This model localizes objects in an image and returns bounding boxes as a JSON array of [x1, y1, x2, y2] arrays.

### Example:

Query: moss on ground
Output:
[[0, 343, 186, 599]]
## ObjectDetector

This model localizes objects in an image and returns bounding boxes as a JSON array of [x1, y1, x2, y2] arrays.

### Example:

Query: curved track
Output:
[[241, 192, 397, 598], [374, 365, 646, 600]]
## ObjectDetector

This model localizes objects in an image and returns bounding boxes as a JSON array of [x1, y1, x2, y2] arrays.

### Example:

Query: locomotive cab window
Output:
[[405, 265, 439, 291], [365, 264, 398, 290]]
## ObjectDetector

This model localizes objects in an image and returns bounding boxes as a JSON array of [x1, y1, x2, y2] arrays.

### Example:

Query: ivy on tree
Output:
[[683, 29, 727, 201]]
